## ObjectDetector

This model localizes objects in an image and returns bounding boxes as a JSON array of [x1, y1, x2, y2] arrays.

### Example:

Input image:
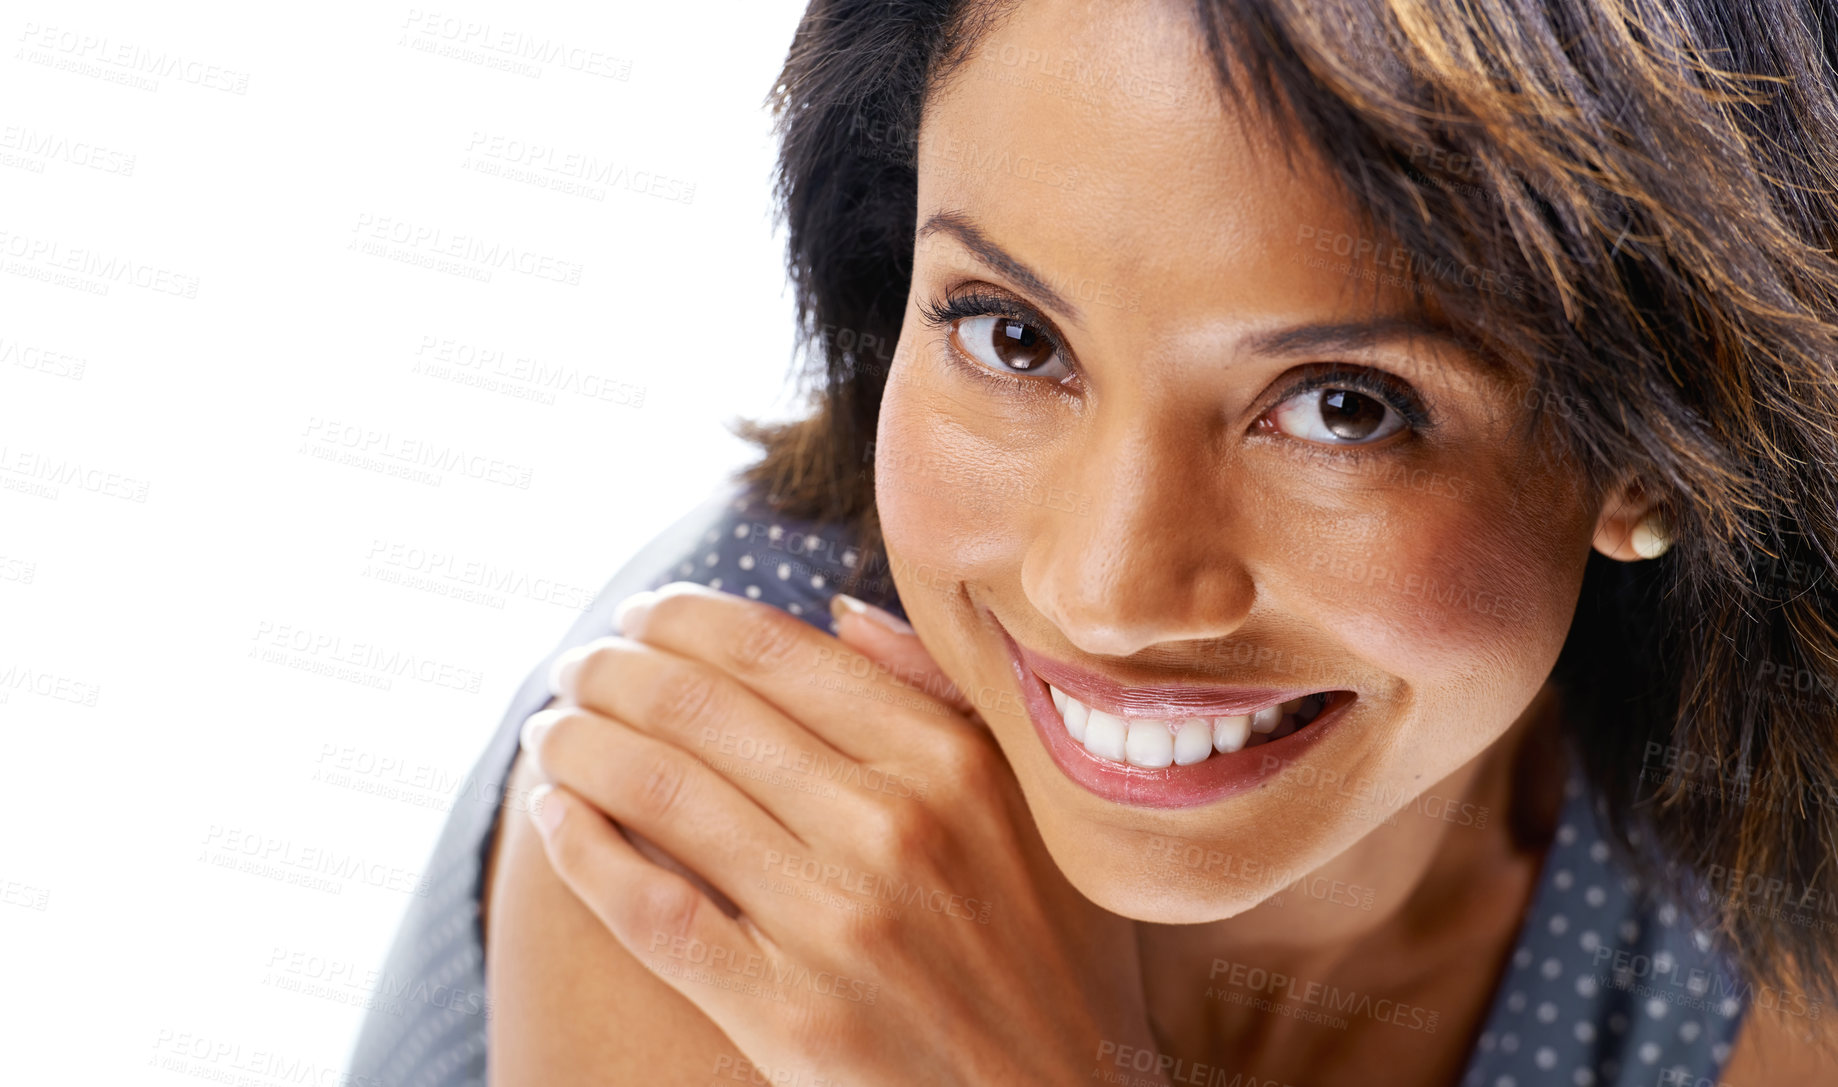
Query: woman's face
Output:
[[876, 0, 1605, 922]]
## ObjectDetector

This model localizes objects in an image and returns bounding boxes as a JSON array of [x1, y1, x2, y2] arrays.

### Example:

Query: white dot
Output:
[[1554, 869, 1575, 890], [1646, 997, 1669, 1019], [1711, 1042, 1731, 1063], [738, 554, 755, 571], [768, 524, 783, 541], [810, 574, 825, 588], [1575, 975, 1599, 998], [1692, 930, 1713, 952], [1653, 951, 1675, 974], [677, 562, 693, 576], [1537, 1001, 1558, 1023], [1514, 948, 1534, 969], [1494, 1077, 1515, 1087], [1589, 841, 1610, 864], [1501, 1032, 1520, 1053], [1507, 991, 1527, 1012], [1678, 1021, 1701, 1043], [1638, 1041, 1661, 1064], [1574, 1021, 1596, 1043], [1535, 1047, 1557, 1070], [1585, 885, 1607, 908], [705, 529, 718, 543], [1571, 1068, 1594, 1086], [1579, 930, 1601, 952], [777, 563, 791, 580], [1542, 957, 1564, 980], [704, 552, 719, 566], [1549, 913, 1570, 935], [842, 550, 857, 567], [788, 603, 803, 616], [734, 524, 750, 538], [1718, 997, 1741, 1018], [1619, 920, 1641, 944], [1657, 902, 1678, 926], [708, 578, 722, 590], [1557, 823, 1578, 845], [744, 585, 762, 599]]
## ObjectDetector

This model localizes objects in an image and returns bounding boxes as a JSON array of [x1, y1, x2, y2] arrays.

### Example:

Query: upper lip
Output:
[[1014, 641, 1334, 719]]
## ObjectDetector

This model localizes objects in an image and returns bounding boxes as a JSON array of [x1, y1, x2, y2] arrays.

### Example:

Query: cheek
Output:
[[1263, 473, 1589, 711]]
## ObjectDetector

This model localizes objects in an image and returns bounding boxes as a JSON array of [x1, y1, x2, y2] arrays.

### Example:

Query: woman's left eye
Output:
[[1268, 387, 1408, 445], [951, 316, 1072, 380]]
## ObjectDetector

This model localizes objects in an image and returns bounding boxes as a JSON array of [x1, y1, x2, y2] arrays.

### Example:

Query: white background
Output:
[[0, 1, 813, 1079]]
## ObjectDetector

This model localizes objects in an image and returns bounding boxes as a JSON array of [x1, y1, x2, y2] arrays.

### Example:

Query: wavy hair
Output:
[[734, 0, 1838, 1001]]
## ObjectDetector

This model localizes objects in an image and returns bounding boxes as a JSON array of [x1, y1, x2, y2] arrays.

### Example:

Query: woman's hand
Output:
[[517, 581, 1169, 1086]]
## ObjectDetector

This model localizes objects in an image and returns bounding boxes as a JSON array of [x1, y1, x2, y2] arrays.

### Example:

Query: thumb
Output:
[[828, 593, 980, 720]]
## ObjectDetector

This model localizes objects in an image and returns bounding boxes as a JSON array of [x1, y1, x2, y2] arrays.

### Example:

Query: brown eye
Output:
[[951, 316, 1071, 381], [1269, 386, 1407, 446]]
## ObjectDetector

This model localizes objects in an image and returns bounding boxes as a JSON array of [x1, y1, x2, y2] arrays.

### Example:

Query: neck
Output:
[[1136, 682, 1569, 1049]]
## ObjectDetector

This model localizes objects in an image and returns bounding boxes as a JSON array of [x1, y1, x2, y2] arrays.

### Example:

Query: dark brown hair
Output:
[[735, 0, 1838, 1002]]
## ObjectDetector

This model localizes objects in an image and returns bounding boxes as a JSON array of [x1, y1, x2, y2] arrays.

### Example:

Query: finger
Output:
[[830, 592, 979, 720], [544, 636, 870, 824], [527, 783, 789, 1027], [583, 582, 976, 762], [521, 704, 805, 916]]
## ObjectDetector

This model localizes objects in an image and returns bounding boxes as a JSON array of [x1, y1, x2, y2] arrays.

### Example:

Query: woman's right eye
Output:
[[950, 315, 1073, 381]]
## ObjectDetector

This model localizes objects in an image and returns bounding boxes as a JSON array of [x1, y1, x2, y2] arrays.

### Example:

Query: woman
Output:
[[348, 0, 1838, 1083]]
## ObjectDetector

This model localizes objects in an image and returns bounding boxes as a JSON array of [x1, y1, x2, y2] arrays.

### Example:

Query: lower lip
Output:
[[990, 617, 1356, 809]]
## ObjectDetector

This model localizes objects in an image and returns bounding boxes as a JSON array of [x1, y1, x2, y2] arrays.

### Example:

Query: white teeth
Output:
[[1083, 709, 1129, 761], [1047, 681, 1317, 768], [1173, 719, 1213, 765], [1125, 719, 1175, 768], [1212, 714, 1250, 753]]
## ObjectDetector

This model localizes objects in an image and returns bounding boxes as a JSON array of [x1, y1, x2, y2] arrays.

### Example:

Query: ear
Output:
[[1591, 476, 1671, 561]]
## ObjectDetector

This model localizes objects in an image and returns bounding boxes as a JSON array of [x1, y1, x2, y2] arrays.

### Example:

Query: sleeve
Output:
[[344, 480, 754, 1087]]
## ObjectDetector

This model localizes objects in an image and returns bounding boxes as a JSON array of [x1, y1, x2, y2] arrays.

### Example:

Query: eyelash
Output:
[[914, 283, 1437, 446]]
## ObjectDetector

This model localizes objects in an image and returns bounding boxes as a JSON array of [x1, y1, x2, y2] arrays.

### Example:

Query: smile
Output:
[[987, 610, 1359, 808]]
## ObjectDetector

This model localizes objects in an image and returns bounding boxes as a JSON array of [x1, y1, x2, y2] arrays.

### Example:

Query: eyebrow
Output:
[[918, 211, 1080, 322], [917, 210, 1490, 372]]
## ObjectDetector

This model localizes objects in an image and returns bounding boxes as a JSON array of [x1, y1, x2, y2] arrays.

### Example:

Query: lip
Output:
[[1017, 643, 1318, 718], [990, 613, 1357, 809]]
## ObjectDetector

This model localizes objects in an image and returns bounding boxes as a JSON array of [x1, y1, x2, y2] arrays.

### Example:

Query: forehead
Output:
[[917, 0, 1426, 345]]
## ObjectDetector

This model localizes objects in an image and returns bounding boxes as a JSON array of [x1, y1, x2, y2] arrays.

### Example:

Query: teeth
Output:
[[1212, 714, 1250, 753], [1125, 719, 1175, 768], [1046, 682, 1326, 768], [1173, 719, 1213, 765], [1083, 709, 1129, 761]]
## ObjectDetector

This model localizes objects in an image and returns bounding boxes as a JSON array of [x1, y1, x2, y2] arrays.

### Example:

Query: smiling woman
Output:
[[347, 0, 1838, 1085]]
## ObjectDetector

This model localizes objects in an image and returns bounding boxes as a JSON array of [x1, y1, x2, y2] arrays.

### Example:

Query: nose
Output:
[[1018, 417, 1257, 658]]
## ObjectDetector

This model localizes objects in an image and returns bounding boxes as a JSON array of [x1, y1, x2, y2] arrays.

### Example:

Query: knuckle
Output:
[[863, 800, 943, 863], [927, 731, 1000, 797], [631, 874, 703, 949], [634, 750, 692, 823], [647, 666, 726, 733], [726, 603, 805, 675]]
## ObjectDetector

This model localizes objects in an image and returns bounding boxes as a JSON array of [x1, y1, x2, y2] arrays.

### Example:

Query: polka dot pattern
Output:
[[345, 482, 1746, 1087], [1459, 791, 1749, 1087]]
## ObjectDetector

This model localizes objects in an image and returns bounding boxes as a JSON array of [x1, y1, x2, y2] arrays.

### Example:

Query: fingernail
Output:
[[520, 707, 562, 755], [614, 590, 659, 635], [528, 783, 566, 835], [547, 647, 589, 695], [830, 592, 913, 635]]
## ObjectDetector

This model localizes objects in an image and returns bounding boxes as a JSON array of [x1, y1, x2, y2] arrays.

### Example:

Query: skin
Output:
[[480, 0, 1833, 1082]]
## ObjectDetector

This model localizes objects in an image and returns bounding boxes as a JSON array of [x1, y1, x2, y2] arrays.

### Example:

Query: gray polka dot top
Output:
[[345, 481, 1750, 1087]]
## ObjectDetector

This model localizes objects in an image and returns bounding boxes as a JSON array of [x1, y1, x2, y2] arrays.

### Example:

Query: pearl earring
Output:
[[1629, 512, 1671, 559]]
